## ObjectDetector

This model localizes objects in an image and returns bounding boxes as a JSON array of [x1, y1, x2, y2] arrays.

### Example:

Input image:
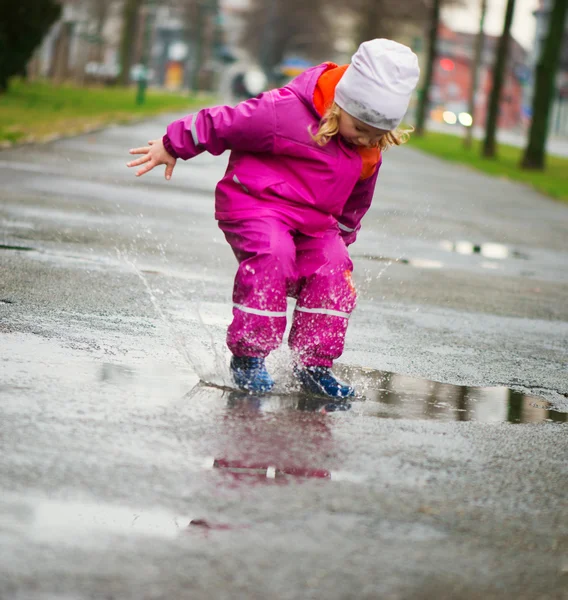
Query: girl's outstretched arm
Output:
[[127, 138, 177, 179], [127, 91, 277, 177], [163, 91, 277, 161]]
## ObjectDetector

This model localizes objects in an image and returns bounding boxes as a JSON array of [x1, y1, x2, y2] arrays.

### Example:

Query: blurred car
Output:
[[431, 104, 473, 127]]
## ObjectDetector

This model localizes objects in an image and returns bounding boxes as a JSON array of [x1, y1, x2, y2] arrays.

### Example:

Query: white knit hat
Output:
[[335, 39, 420, 130]]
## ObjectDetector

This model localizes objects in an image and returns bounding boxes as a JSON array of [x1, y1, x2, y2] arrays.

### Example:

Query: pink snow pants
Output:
[[219, 216, 356, 368]]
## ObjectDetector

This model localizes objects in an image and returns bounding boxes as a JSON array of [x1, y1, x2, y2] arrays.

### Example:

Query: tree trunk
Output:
[[190, 1, 205, 92], [75, 38, 90, 85], [521, 0, 568, 170], [259, 0, 279, 82], [482, 0, 516, 158], [507, 389, 524, 423], [464, 0, 487, 149], [27, 49, 41, 82], [119, 0, 143, 86], [52, 21, 73, 84], [415, 0, 440, 137]]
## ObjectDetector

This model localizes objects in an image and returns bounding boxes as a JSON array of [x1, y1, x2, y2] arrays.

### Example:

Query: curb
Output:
[[0, 101, 213, 152]]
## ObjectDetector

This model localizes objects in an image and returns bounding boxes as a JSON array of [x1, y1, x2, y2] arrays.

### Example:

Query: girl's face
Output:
[[338, 110, 389, 148]]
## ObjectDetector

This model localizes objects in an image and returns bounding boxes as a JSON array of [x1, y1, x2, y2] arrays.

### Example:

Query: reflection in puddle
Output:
[[335, 366, 565, 424], [0, 243, 36, 252], [209, 457, 332, 481], [198, 390, 365, 487], [225, 389, 351, 414], [205, 455, 362, 484]]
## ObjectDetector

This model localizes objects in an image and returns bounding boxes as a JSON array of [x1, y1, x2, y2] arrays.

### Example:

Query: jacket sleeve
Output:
[[337, 159, 381, 246], [162, 92, 276, 160]]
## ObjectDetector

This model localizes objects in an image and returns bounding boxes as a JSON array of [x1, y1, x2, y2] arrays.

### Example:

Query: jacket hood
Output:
[[284, 62, 338, 118]]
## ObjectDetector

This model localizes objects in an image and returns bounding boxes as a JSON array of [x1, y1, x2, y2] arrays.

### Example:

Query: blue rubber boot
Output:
[[294, 366, 355, 399], [230, 356, 274, 393]]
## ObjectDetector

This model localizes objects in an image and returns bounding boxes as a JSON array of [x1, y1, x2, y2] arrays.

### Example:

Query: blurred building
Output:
[[29, 0, 241, 91], [29, 0, 123, 83], [429, 23, 529, 130], [532, 0, 568, 135]]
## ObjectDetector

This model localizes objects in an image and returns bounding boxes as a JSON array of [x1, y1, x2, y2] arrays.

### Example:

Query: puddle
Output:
[[1, 497, 193, 545], [335, 366, 566, 424], [358, 255, 444, 269], [191, 369, 564, 424], [356, 241, 530, 272], [440, 241, 529, 260]]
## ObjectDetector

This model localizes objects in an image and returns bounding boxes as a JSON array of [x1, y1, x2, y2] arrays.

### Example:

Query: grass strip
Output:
[[0, 79, 209, 145]]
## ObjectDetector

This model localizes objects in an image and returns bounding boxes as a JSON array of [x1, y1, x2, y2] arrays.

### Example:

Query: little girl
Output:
[[127, 38, 420, 399]]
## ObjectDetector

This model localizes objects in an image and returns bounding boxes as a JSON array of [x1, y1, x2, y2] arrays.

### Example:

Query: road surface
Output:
[[1, 113, 567, 599]]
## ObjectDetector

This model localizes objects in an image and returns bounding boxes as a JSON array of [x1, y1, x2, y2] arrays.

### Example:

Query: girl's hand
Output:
[[127, 139, 177, 180]]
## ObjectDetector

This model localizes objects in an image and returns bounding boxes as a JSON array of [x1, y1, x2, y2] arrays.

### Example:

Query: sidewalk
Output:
[[426, 119, 568, 158]]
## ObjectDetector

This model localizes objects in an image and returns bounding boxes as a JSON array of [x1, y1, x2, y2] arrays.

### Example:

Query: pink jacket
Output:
[[163, 63, 381, 244]]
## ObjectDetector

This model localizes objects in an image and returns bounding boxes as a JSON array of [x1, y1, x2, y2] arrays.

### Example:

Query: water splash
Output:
[[118, 248, 228, 384]]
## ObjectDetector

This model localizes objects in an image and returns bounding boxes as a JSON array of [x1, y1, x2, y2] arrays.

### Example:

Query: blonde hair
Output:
[[310, 102, 412, 151]]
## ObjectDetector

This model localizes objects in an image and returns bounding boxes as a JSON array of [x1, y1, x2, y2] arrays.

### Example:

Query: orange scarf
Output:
[[313, 63, 381, 180]]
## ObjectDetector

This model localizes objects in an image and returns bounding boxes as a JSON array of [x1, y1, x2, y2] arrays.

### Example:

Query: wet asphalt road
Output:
[[1, 112, 568, 600]]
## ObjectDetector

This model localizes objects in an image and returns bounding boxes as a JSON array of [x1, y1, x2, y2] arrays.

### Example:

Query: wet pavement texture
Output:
[[1, 112, 568, 599]]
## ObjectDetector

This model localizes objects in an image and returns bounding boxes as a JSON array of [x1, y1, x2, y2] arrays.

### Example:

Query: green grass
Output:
[[408, 130, 568, 203], [0, 79, 210, 145]]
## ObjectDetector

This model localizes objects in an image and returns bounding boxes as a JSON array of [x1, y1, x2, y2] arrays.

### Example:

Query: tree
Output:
[[464, 0, 487, 149], [118, 0, 143, 85], [414, 0, 440, 136], [0, 0, 61, 92], [482, 0, 516, 158], [521, 0, 568, 170]]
